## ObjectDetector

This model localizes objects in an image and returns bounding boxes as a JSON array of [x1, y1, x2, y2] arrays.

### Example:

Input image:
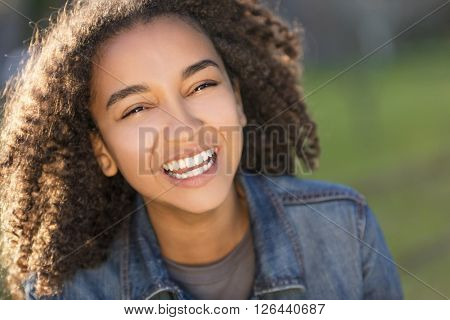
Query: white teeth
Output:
[[193, 154, 203, 166], [166, 154, 214, 180], [178, 159, 186, 169], [163, 147, 216, 173], [185, 157, 195, 168]]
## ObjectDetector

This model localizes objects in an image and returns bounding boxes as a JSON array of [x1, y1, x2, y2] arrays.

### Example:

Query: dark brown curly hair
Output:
[[0, 0, 319, 299]]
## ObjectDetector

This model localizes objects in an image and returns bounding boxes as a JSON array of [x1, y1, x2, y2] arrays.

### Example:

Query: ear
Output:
[[232, 77, 247, 127], [89, 132, 118, 177]]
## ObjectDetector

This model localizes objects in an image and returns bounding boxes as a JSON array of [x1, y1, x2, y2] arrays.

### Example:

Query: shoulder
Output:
[[256, 174, 367, 206], [253, 174, 370, 240], [256, 174, 403, 299]]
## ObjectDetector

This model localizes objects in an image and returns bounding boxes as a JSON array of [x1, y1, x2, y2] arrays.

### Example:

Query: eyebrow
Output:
[[105, 59, 220, 109]]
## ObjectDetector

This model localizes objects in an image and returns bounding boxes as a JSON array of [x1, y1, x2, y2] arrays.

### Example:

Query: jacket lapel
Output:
[[236, 170, 307, 299]]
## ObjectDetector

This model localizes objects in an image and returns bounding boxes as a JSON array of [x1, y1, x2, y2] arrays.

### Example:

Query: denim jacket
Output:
[[23, 170, 403, 299]]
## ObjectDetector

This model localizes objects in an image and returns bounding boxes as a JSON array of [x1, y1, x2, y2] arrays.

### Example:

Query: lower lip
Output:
[[160, 148, 219, 188]]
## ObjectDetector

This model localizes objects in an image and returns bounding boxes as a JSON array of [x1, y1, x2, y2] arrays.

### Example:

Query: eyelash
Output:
[[190, 80, 217, 94], [121, 81, 218, 119]]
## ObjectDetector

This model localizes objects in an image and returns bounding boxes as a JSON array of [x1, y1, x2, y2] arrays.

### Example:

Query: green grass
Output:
[[303, 38, 450, 299]]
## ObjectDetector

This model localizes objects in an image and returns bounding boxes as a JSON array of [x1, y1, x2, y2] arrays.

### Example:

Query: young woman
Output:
[[0, 0, 403, 300]]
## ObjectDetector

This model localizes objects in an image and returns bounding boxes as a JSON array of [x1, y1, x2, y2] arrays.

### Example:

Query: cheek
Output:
[[105, 125, 159, 179]]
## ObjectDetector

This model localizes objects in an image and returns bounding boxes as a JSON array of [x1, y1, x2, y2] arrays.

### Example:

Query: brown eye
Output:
[[191, 81, 218, 94], [122, 105, 146, 119]]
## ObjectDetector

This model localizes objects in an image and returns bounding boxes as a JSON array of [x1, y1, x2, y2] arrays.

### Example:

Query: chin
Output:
[[173, 188, 229, 214]]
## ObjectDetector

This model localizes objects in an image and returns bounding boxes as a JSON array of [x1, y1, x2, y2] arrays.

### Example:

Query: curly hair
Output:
[[0, 0, 320, 299]]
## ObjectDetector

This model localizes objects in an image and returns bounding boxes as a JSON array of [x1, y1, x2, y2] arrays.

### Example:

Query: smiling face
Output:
[[88, 14, 247, 214]]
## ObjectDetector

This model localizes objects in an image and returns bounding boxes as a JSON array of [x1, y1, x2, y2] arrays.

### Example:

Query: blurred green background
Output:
[[0, 0, 449, 299], [304, 38, 450, 299]]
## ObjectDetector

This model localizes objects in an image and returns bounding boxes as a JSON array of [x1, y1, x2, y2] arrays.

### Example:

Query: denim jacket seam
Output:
[[143, 284, 180, 300], [120, 217, 131, 300], [356, 201, 366, 242], [256, 283, 306, 296], [260, 180, 307, 287], [144, 286, 170, 299], [281, 191, 367, 206], [358, 202, 370, 276], [258, 277, 306, 287]]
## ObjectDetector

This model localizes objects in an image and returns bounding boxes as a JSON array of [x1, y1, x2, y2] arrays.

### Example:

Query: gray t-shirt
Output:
[[162, 226, 255, 299]]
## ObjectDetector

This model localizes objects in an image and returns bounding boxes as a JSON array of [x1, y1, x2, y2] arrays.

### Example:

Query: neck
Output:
[[145, 177, 250, 265]]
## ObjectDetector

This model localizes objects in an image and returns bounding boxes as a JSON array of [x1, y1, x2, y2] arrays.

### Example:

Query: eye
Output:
[[190, 81, 218, 95], [121, 105, 148, 119]]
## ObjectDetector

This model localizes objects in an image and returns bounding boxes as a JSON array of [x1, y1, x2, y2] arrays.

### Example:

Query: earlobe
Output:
[[238, 105, 247, 127], [89, 132, 118, 177]]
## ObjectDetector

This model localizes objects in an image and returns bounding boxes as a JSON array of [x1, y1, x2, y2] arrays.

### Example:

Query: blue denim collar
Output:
[[124, 169, 306, 299]]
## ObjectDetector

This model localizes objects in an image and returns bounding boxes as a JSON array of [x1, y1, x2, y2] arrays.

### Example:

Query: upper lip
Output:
[[162, 145, 218, 166]]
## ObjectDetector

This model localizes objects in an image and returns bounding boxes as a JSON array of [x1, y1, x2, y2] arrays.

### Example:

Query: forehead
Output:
[[91, 15, 223, 85]]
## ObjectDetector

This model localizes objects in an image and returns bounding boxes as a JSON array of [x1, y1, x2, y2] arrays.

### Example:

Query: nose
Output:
[[162, 96, 204, 144]]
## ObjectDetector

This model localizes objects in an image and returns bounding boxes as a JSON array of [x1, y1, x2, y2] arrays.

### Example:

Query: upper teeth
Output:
[[163, 147, 216, 172]]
